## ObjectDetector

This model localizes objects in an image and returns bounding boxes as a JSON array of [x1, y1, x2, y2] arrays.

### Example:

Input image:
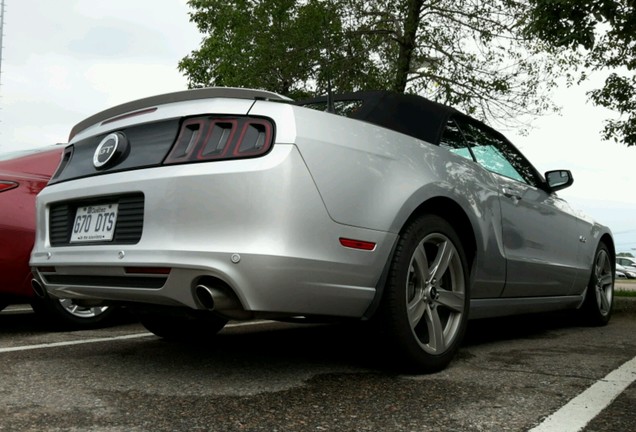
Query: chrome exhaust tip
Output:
[[31, 279, 47, 299], [195, 284, 240, 311], [195, 284, 216, 310]]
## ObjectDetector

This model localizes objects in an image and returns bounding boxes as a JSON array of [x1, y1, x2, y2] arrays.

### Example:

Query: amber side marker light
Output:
[[339, 238, 376, 251]]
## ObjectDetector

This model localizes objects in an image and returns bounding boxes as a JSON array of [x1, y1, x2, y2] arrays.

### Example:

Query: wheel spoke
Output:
[[599, 273, 613, 287], [407, 243, 429, 328], [408, 298, 427, 328], [429, 240, 454, 284], [595, 250, 608, 277], [597, 287, 610, 312], [436, 289, 465, 312], [412, 245, 430, 286], [425, 305, 445, 352]]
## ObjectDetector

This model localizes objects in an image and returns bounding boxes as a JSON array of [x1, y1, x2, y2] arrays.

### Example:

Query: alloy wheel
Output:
[[593, 249, 613, 316], [57, 299, 110, 319], [406, 232, 466, 354]]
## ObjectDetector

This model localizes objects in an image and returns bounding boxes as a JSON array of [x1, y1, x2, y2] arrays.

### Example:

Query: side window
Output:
[[439, 119, 474, 161], [455, 118, 538, 186]]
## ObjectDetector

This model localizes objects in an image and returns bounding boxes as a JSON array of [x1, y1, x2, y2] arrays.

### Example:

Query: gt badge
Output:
[[93, 132, 128, 169]]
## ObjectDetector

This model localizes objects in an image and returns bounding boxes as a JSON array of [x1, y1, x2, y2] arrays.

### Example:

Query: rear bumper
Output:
[[30, 145, 396, 318], [31, 251, 386, 317]]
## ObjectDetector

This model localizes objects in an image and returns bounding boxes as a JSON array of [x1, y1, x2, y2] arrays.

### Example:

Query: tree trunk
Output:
[[393, 0, 424, 93]]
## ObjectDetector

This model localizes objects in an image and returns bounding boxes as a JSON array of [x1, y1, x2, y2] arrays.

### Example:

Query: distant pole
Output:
[[0, 0, 4, 131], [0, 0, 4, 139], [0, 0, 4, 90]]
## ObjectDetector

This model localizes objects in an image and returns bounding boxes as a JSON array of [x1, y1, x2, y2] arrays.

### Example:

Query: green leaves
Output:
[[180, 0, 576, 131], [179, 0, 381, 98], [527, 0, 636, 146]]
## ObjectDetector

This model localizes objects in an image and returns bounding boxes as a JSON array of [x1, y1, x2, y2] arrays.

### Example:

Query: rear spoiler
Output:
[[69, 87, 291, 140]]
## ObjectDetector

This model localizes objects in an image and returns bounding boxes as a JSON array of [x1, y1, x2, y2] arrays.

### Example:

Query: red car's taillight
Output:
[[0, 181, 18, 193], [164, 116, 274, 165]]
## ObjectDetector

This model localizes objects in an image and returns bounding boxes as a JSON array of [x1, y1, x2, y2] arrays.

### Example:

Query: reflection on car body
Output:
[[30, 88, 615, 372]]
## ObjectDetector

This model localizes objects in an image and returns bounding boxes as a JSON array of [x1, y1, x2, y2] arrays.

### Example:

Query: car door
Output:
[[453, 117, 583, 297]]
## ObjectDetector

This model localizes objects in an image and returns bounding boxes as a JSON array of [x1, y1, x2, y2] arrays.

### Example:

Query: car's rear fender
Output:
[[250, 101, 497, 231], [248, 100, 507, 298]]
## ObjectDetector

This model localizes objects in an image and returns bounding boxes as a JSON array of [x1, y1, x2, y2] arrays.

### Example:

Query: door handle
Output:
[[501, 187, 522, 200]]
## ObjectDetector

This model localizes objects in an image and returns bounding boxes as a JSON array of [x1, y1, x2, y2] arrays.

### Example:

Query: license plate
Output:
[[70, 203, 119, 243]]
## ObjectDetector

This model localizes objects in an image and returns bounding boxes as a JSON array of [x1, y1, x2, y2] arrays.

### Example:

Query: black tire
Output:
[[377, 214, 470, 373], [30, 297, 117, 329], [580, 242, 614, 326], [138, 309, 228, 341]]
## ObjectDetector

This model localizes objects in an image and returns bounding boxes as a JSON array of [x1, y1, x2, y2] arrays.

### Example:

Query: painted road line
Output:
[[1, 306, 34, 313], [0, 320, 273, 354], [529, 355, 636, 432], [0, 332, 155, 353]]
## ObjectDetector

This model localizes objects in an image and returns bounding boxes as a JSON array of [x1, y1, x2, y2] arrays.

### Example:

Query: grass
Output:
[[616, 289, 636, 297]]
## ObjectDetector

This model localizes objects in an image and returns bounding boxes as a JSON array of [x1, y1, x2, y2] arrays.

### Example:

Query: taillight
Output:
[[164, 116, 274, 165], [0, 181, 18, 193]]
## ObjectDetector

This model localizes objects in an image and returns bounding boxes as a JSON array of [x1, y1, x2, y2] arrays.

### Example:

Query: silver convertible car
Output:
[[30, 88, 615, 372]]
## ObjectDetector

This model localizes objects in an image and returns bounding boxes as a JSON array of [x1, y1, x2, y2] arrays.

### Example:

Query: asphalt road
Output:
[[0, 299, 635, 432]]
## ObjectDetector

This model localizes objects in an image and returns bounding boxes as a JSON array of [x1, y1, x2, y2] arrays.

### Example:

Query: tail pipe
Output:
[[195, 284, 241, 311], [31, 279, 47, 299]]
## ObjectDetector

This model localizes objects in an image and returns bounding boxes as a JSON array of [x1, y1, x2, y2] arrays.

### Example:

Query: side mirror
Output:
[[545, 170, 574, 192]]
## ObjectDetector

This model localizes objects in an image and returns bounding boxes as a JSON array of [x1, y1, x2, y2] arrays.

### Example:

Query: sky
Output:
[[1, 0, 635, 253], [511, 79, 636, 255]]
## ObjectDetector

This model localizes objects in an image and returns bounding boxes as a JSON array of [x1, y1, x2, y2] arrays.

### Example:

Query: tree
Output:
[[526, 0, 636, 146], [179, 0, 384, 99], [180, 0, 575, 128]]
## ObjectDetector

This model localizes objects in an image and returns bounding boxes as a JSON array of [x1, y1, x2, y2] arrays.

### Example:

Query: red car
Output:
[[0, 145, 117, 327]]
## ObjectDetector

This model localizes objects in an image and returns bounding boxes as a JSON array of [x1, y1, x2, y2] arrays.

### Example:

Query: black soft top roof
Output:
[[296, 90, 460, 145]]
